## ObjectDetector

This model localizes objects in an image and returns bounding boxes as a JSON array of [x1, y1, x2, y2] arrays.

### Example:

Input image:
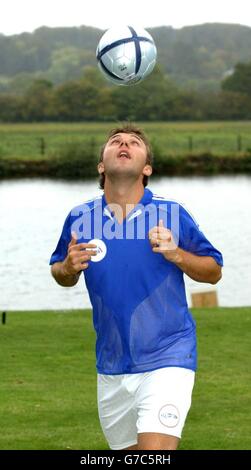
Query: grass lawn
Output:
[[0, 307, 250, 450], [1, 122, 251, 160]]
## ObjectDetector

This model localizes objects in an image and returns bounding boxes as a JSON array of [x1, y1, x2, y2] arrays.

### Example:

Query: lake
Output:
[[0, 175, 250, 310]]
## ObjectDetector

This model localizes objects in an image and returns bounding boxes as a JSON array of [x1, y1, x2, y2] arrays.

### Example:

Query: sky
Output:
[[1, 0, 251, 35]]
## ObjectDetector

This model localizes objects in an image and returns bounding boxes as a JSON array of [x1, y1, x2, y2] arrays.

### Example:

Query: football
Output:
[[96, 25, 157, 86]]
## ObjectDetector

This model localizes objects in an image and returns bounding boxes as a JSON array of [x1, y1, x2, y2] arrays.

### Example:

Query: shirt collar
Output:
[[102, 188, 153, 220]]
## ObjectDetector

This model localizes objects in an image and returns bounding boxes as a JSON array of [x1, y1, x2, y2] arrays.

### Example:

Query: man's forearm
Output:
[[170, 248, 222, 284], [51, 262, 81, 287]]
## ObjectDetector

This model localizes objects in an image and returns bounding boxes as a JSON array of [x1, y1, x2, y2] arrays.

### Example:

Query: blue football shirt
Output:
[[50, 188, 223, 375]]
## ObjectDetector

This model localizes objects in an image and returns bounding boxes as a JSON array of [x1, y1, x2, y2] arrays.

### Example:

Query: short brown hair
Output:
[[98, 123, 153, 189]]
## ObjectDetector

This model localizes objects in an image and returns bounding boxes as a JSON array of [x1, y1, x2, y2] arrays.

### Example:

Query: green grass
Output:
[[1, 122, 251, 160], [0, 308, 250, 450]]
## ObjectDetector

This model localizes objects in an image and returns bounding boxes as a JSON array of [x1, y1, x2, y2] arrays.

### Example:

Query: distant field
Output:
[[1, 122, 251, 160], [0, 307, 250, 450]]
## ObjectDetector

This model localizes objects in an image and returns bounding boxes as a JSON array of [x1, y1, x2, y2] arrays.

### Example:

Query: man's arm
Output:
[[165, 248, 222, 284], [51, 262, 82, 287], [51, 234, 97, 287], [149, 220, 222, 284]]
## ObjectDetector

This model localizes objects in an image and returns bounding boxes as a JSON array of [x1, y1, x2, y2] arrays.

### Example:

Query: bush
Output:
[[0, 146, 5, 159], [49, 138, 99, 178]]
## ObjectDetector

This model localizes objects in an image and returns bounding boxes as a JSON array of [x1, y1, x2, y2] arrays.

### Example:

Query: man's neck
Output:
[[104, 180, 145, 223]]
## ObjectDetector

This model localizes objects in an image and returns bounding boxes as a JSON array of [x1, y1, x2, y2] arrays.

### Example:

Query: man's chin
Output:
[[105, 169, 139, 180]]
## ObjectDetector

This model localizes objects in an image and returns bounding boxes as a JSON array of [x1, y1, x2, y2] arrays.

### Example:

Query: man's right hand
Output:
[[62, 233, 97, 276]]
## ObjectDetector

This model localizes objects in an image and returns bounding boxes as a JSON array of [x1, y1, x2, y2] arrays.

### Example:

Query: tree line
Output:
[[1, 64, 251, 123], [2, 23, 251, 92]]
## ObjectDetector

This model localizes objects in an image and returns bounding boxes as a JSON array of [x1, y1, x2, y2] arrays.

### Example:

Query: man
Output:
[[50, 124, 223, 450]]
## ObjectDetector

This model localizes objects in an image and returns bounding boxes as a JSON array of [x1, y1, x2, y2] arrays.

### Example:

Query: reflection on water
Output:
[[0, 176, 250, 310]]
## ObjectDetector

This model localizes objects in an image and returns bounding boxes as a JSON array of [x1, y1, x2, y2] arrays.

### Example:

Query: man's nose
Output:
[[119, 141, 129, 147]]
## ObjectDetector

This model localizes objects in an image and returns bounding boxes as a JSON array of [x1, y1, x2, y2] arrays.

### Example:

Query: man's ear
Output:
[[97, 162, 105, 174], [143, 165, 152, 177]]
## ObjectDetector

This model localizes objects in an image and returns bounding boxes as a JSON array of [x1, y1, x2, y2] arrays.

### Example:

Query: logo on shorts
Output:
[[88, 239, 107, 262], [158, 404, 180, 428]]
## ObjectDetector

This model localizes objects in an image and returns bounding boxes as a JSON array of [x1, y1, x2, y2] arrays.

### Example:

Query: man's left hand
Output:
[[148, 219, 180, 263]]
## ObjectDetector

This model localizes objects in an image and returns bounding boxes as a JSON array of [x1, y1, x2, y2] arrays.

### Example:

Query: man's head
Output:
[[98, 124, 153, 189]]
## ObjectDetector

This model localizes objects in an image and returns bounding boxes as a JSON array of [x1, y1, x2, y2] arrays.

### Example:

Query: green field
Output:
[[1, 122, 251, 160], [0, 308, 250, 450]]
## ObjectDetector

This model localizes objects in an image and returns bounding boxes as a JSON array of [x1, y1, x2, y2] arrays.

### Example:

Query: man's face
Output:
[[98, 132, 152, 182]]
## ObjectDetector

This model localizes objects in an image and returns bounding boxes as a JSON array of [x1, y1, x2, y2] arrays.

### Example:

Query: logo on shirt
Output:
[[158, 404, 180, 428], [88, 239, 107, 262]]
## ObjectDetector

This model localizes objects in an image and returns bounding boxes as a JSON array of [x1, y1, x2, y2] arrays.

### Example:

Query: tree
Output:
[[45, 48, 96, 84], [0, 94, 24, 122], [222, 61, 251, 96], [52, 79, 112, 121], [211, 90, 251, 119], [111, 66, 180, 121], [23, 79, 53, 121]]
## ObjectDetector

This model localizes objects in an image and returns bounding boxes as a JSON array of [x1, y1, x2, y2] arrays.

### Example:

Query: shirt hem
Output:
[[97, 363, 197, 376]]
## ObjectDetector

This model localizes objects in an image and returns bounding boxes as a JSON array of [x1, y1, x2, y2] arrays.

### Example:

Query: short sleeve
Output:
[[49, 212, 72, 265], [179, 205, 223, 266]]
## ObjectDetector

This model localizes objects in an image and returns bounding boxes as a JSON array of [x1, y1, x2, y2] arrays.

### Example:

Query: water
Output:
[[0, 176, 250, 310]]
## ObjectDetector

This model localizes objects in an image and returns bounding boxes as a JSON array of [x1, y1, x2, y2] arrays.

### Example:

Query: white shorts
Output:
[[97, 366, 195, 450]]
